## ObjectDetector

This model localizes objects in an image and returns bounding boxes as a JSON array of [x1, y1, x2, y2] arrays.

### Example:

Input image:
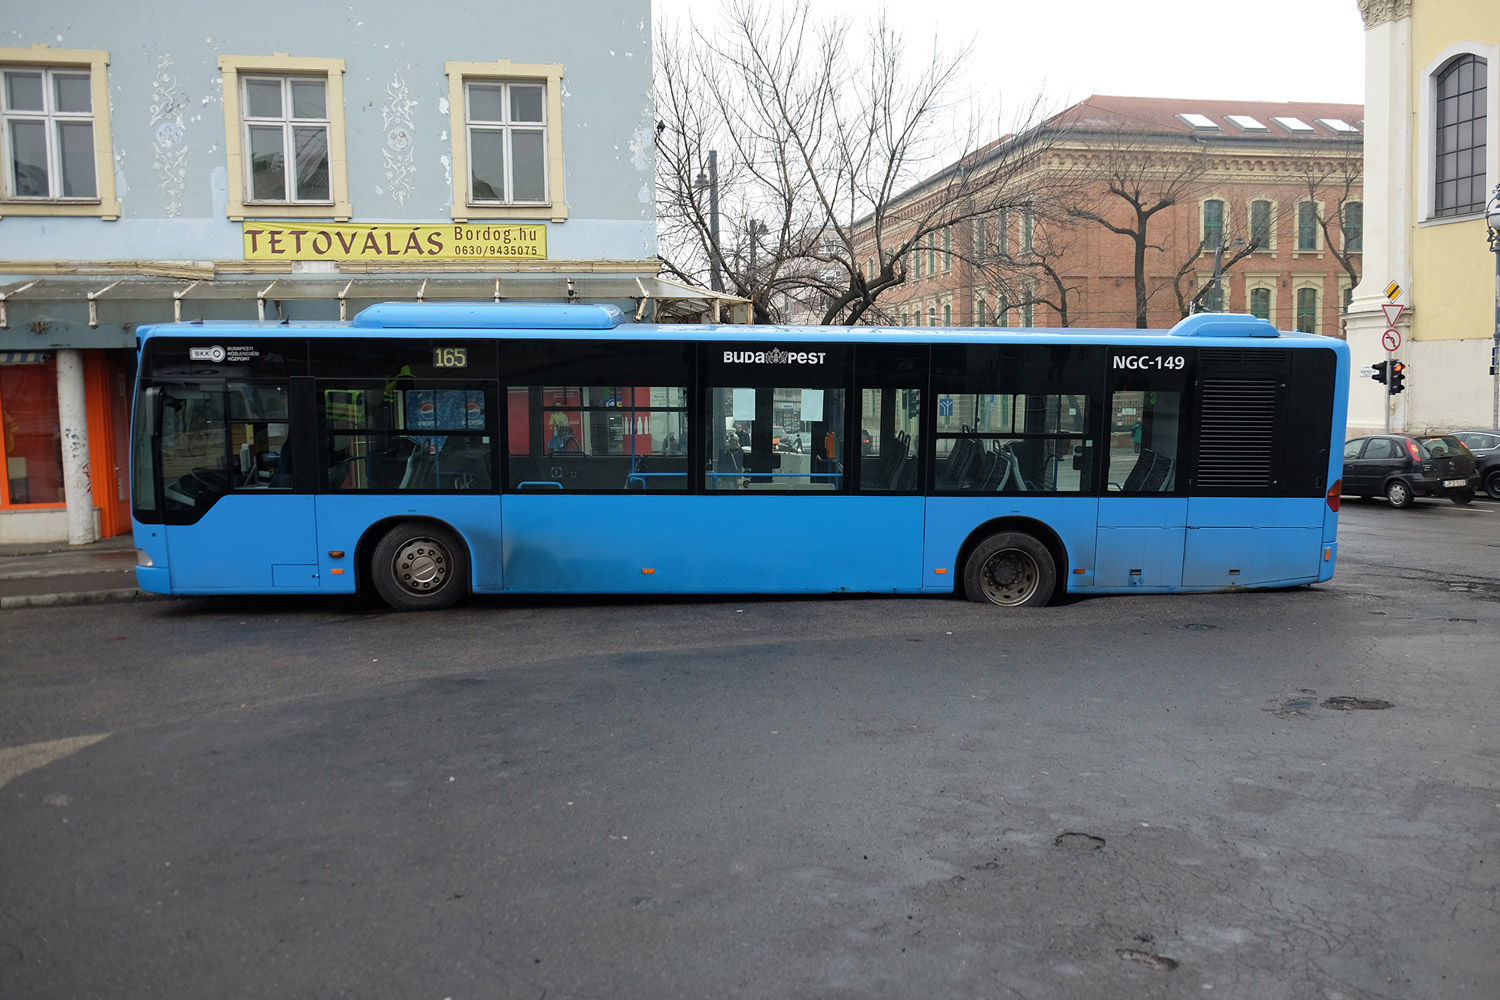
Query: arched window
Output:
[[1296, 287, 1317, 333], [1343, 202, 1363, 251], [1203, 199, 1225, 246], [1249, 287, 1271, 322], [1434, 53, 1488, 217], [1250, 200, 1272, 249]]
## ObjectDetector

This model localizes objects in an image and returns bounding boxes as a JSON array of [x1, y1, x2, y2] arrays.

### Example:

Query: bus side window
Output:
[[1108, 389, 1181, 492], [227, 383, 291, 490]]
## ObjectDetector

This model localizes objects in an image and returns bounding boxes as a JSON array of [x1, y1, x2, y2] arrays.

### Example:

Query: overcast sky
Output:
[[652, 0, 1368, 114]]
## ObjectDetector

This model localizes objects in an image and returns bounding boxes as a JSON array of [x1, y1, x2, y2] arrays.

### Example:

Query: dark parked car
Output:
[[1449, 430, 1500, 500], [1341, 434, 1478, 507]]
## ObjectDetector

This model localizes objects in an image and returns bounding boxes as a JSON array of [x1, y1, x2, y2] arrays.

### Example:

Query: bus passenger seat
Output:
[[1122, 448, 1157, 492]]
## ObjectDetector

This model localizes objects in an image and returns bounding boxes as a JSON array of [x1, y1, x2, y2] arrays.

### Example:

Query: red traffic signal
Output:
[[1390, 360, 1406, 394]]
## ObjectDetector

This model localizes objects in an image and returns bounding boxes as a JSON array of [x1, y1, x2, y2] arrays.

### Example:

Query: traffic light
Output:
[[1371, 360, 1388, 384], [1390, 360, 1406, 394]]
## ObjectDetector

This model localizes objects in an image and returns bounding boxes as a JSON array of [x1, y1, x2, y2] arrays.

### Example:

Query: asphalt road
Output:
[[1, 498, 1497, 1000]]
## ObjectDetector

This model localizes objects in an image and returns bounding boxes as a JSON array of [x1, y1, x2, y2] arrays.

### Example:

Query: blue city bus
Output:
[[130, 303, 1349, 611]]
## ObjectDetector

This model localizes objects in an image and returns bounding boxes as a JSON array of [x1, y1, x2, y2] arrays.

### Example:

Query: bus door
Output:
[[1095, 348, 1192, 589], [150, 380, 320, 592]]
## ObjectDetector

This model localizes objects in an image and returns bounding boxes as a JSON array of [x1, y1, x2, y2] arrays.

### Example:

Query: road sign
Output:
[[1382, 302, 1404, 325], [1382, 329, 1402, 352], [1385, 281, 1403, 300]]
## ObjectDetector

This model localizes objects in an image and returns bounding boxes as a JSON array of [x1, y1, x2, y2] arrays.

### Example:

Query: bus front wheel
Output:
[[371, 521, 470, 611], [964, 532, 1056, 608]]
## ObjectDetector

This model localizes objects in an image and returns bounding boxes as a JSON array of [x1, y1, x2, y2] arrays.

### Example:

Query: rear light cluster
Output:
[[1327, 479, 1342, 512], [1406, 440, 1424, 461]]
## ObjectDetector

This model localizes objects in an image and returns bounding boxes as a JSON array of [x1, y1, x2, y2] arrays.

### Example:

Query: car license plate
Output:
[[1443, 478, 1466, 487]]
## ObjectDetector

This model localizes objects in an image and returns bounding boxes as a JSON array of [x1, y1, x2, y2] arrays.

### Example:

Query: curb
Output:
[[0, 589, 165, 610]]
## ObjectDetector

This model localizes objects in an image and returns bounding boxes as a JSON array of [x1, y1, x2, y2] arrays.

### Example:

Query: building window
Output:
[[1021, 289, 1033, 327], [446, 60, 565, 222], [976, 296, 987, 326], [1296, 287, 1317, 333], [1250, 199, 1272, 249], [975, 217, 987, 259], [998, 294, 1009, 327], [0, 356, 65, 507], [1021, 207, 1033, 254], [1203, 199, 1224, 247], [943, 303, 951, 327], [219, 54, 349, 220], [241, 75, 331, 203], [1249, 286, 1271, 322], [1296, 202, 1318, 251], [927, 233, 936, 275], [928, 306, 937, 326], [942, 227, 951, 271], [914, 245, 922, 279], [0, 46, 118, 218], [464, 79, 546, 204], [998, 208, 1009, 257], [1434, 53, 1488, 218], [1343, 201, 1363, 252]]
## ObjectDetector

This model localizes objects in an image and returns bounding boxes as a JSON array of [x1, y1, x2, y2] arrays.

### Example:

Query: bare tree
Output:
[[976, 206, 1086, 327], [1170, 199, 1264, 317], [1291, 134, 1364, 293], [655, 0, 1055, 324], [1065, 132, 1211, 327]]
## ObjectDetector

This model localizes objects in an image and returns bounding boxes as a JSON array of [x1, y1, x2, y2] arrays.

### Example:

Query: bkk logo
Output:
[[723, 348, 828, 365], [189, 345, 227, 363]]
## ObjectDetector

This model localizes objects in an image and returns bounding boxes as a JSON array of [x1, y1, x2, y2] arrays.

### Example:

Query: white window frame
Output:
[[239, 74, 333, 207], [447, 60, 566, 222], [0, 46, 118, 219]]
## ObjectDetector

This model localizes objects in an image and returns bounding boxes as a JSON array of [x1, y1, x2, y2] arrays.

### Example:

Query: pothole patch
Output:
[[1054, 832, 1105, 851], [1321, 696, 1393, 711], [1117, 948, 1178, 970]]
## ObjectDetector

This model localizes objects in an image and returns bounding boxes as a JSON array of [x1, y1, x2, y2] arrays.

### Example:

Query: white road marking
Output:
[[0, 733, 110, 791]]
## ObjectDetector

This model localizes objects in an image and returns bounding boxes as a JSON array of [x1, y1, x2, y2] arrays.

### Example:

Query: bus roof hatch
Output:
[[352, 301, 627, 330], [1168, 313, 1280, 338]]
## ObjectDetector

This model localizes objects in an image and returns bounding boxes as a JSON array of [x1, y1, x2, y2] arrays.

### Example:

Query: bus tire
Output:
[[371, 521, 469, 611], [964, 531, 1056, 608]]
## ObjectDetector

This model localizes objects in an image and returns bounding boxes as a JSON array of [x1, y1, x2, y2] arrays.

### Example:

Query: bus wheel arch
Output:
[[360, 517, 472, 611], [956, 517, 1065, 608]]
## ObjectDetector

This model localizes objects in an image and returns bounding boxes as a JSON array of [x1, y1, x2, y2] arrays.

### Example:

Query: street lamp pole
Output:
[[1486, 183, 1500, 429], [695, 151, 722, 293]]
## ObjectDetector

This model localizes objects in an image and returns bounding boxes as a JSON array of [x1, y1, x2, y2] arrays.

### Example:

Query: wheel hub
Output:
[[982, 551, 1038, 605], [395, 539, 448, 592]]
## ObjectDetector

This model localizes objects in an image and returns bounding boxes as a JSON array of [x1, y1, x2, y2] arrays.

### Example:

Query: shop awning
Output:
[[0, 273, 752, 329]]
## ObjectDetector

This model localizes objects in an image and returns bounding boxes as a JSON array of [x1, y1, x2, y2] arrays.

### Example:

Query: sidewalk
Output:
[[0, 535, 153, 609]]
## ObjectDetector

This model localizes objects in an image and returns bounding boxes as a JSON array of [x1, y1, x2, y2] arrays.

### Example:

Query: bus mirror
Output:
[[143, 386, 160, 439]]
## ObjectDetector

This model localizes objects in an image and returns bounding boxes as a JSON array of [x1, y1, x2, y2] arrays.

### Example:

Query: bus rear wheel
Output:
[[964, 531, 1056, 608], [371, 521, 469, 611]]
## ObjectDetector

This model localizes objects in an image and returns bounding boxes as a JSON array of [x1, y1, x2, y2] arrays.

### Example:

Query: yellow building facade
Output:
[[1348, 0, 1500, 434]]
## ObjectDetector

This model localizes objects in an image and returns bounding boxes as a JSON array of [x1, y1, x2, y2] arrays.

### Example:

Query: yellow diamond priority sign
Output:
[[1384, 281, 1403, 301]]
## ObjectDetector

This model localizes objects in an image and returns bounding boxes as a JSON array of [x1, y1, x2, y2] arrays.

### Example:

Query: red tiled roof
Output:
[[1048, 94, 1365, 138]]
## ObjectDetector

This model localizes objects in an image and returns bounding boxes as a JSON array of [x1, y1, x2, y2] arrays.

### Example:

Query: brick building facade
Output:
[[862, 96, 1364, 335]]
